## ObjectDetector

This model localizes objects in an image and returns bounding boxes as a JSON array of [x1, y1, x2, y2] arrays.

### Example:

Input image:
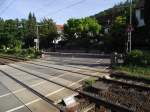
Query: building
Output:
[[135, 0, 145, 27], [53, 25, 64, 44], [56, 25, 64, 34]]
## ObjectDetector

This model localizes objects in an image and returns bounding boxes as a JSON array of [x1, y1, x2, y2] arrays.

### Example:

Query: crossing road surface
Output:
[[0, 55, 110, 112]]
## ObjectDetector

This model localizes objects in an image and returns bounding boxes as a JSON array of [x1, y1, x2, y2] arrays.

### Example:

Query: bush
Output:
[[26, 48, 35, 54], [143, 52, 150, 65], [6, 48, 21, 54], [125, 50, 144, 65], [0, 49, 5, 53], [83, 79, 96, 88]]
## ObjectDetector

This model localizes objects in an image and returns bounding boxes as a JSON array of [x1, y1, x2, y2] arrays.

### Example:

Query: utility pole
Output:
[[36, 25, 40, 51], [129, 0, 132, 52], [35, 24, 49, 51]]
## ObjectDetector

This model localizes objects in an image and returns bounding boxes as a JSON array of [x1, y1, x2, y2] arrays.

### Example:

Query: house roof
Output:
[[56, 25, 64, 31], [136, 0, 145, 9]]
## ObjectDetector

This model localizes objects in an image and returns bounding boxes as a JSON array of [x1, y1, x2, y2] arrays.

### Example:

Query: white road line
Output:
[[0, 73, 66, 98], [96, 59, 103, 63], [6, 76, 90, 112], [6, 105, 25, 112]]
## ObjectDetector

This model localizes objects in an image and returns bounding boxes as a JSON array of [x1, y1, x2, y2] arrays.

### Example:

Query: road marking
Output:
[[0, 81, 45, 98], [0, 73, 66, 98], [6, 105, 25, 112], [6, 76, 90, 112], [96, 59, 103, 63]]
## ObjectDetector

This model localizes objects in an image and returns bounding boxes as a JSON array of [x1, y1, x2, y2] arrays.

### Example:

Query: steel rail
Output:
[[0, 56, 149, 91], [2, 64, 134, 112], [0, 55, 149, 91], [0, 70, 64, 112], [25, 61, 150, 91]]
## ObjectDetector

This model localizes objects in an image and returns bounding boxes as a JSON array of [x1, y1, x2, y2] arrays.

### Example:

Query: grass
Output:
[[0, 48, 41, 59], [113, 65, 150, 80]]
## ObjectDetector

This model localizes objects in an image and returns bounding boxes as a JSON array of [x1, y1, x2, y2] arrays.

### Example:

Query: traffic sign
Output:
[[127, 25, 134, 32], [34, 39, 38, 43]]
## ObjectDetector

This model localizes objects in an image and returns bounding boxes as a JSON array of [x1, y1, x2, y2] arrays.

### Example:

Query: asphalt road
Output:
[[0, 55, 110, 112]]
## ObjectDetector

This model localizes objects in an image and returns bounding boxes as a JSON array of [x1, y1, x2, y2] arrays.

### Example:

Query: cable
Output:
[[34, 0, 57, 13], [0, 0, 16, 16], [44, 0, 87, 16], [0, 0, 7, 8]]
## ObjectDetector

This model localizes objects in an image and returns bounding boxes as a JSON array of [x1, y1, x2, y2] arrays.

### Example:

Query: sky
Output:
[[0, 0, 126, 24]]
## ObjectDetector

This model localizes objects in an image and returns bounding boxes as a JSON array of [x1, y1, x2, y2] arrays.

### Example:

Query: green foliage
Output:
[[63, 17, 102, 51], [0, 18, 23, 49], [24, 12, 37, 48], [107, 16, 127, 52], [125, 50, 150, 66], [125, 50, 143, 65], [143, 52, 150, 65], [26, 48, 35, 54], [21, 48, 41, 58], [5, 48, 21, 54], [0, 13, 58, 50], [115, 16, 127, 26], [92, 0, 149, 52], [39, 18, 58, 49], [83, 79, 96, 88], [113, 65, 150, 80], [144, 0, 150, 28], [144, 0, 150, 46]]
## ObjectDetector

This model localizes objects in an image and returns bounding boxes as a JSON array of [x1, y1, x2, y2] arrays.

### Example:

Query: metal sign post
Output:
[[36, 25, 39, 51], [129, 0, 133, 52]]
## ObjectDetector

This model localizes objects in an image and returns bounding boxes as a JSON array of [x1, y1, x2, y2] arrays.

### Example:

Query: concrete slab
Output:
[[0, 55, 108, 112], [27, 100, 59, 112], [11, 106, 31, 112], [0, 82, 31, 112], [16, 62, 64, 77], [0, 83, 10, 96], [0, 73, 59, 112], [32, 61, 79, 72], [59, 74, 82, 82], [32, 81, 62, 95], [48, 88, 77, 104], [52, 77, 73, 86], [0, 73, 23, 91], [1, 67, 44, 86], [0, 94, 25, 112]]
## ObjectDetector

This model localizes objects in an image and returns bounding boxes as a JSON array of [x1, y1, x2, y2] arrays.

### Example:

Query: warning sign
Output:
[[127, 25, 134, 32]]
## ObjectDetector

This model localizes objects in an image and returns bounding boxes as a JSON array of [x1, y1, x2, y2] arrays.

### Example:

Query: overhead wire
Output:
[[44, 0, 87, 16], [34, 0, 57, 13], [0, 0, 16, 16], [0, 0, 7, 8]]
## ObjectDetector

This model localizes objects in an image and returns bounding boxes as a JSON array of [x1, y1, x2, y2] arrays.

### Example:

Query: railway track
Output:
[[0, 61, 133, 112], [21, 61, 150, 91], [0, 55, 150, 89], [0, 56, 150, 90], [0, 82, 33, 112], [89, 84, 150, 112], [35, 59, 109, 73], [0, 70, 64, 112], [30, 59, 150, 90], [111, 71, 150, 84], [0, 56, 150, 111]]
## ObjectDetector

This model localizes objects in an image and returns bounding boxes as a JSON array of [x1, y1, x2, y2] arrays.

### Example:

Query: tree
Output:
[[24, 12, 37, 48], [39, 18, 58, 49], [144, 0, 150, 46], [0, 18, 22, 49], [144, 0, 150, 27], [108, 16, 127, 52], [64, 17, 102, 51]]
